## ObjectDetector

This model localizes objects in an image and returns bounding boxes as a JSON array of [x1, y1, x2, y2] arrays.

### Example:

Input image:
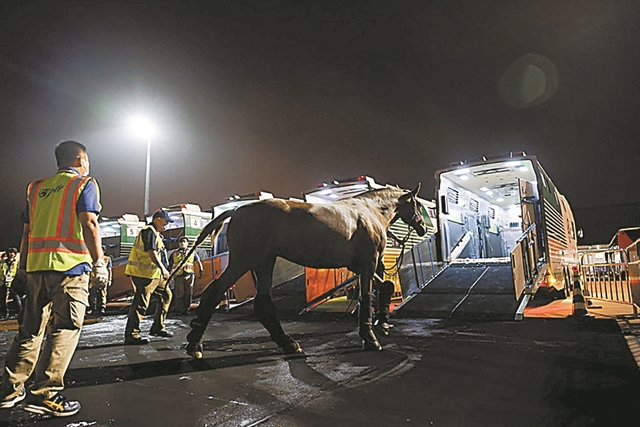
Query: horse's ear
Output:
[[411, 183, 421, 196]]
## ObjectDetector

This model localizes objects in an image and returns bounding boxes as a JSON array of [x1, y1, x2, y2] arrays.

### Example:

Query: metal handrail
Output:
[[516, 223, 540, 288], [580, 248, 634, 305]]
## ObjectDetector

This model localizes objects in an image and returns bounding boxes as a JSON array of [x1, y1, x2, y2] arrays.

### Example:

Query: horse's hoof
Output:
[[186, 342, 203, 359], [362, 340, 383, 351], [283, 341, 303, 355], [186, 322, 205, 346]]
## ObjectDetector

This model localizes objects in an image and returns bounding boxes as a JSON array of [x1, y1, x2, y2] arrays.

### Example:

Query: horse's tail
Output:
[[167, 210, 234, 282]]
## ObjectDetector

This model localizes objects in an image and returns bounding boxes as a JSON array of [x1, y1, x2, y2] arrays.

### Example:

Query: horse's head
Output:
[[396, 183, 427, 237]]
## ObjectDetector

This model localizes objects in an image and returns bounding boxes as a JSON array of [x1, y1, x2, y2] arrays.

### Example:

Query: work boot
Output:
[[124, 336, 149, 345], [150, 329, 173, 338]]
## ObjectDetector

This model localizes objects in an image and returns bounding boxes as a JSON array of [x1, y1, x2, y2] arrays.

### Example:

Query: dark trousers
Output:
[[0, 285, 22, 316], [124, 276, 172, 338], [0, 284, 6, 316]]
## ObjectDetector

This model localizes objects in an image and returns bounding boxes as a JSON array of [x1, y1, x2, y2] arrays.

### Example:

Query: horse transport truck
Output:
[[397, 152, 579, 320]]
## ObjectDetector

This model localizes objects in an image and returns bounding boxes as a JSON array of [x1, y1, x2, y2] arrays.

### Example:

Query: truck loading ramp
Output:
[[395, 260, 520, 320]]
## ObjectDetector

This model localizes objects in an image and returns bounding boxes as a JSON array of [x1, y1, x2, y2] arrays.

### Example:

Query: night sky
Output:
[[1, 0, 639, 249]]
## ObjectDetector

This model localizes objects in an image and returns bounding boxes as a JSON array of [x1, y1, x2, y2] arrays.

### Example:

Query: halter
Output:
[[391, 192, 422, 227]]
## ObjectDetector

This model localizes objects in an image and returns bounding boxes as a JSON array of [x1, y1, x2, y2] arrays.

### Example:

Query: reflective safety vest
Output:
[[26, 170, 97, 273], [2, 259, 18, 286], [125, 226, 165, 279], [171, 249, 195, 275]]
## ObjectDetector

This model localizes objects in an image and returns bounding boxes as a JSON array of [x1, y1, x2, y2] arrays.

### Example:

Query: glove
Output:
[[91, 258, 109, 287], [11, 269, 28, 295]]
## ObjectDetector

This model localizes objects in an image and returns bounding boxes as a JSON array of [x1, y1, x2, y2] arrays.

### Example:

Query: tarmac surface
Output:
[[0, 306, 639, 427]]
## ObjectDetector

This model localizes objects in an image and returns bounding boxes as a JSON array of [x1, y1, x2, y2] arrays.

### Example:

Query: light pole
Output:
[[129, 115, 156, 216], [143, 134, 151, 216]]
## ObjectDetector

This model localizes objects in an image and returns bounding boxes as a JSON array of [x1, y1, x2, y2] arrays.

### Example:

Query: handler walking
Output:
[[124, 209, 173, 344]]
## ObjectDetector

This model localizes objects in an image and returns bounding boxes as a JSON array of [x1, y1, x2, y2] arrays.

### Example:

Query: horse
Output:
[[174, 184, 427, 359]]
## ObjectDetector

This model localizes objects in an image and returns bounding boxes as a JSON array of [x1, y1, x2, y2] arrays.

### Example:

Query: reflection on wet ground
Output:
[[0, 312, 638, 427]]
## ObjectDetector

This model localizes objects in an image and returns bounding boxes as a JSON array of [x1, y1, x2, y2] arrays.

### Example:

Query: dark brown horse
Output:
[[176, 185, 427, 358]]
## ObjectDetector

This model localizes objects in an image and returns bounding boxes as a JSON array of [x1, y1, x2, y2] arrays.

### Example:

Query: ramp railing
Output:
[[580, 244, 639, 317], [398, 235, 445, 299], [512, 223, 546, 320]]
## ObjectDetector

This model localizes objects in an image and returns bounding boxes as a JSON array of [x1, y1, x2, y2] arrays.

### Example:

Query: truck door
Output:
[[518, 178, 541, 263]]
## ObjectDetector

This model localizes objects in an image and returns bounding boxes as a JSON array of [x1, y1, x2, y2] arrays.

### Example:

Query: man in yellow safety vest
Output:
[[169, 236, 203, 315], [0, 140, 108, 417], [124, 209, 173, 344]]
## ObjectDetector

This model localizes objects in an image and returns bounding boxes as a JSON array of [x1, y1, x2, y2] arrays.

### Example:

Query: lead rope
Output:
[[381, 225, 413, 279]]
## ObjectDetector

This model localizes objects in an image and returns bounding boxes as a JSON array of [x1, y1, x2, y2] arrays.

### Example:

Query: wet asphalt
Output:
[[0, 311, 638, 427]]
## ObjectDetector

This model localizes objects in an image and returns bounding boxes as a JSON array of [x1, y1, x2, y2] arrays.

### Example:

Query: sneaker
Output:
[[24, 393, 81, 417], [150, 329, 173, 338], [0, 387, 26, 409], [381, 323, 390, 336], [124, 336, 150, 345]]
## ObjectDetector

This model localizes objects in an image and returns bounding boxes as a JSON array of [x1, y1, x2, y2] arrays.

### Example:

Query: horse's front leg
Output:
[[359, 271, 382, 351], [186, 264, 247, 359]]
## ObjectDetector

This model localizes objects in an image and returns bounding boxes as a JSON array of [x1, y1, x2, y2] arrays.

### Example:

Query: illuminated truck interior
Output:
[[438, 158, 538, 261]]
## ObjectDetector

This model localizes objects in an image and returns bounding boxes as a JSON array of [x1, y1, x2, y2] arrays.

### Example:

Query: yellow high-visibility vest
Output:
[[125, 226, 165, 279], [26, 170, 98, 272], [1, 260, 19, 286], [171, 250, 195, 275]]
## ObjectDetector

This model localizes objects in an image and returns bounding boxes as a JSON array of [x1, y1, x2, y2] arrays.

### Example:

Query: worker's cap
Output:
[[6, 247, 18, 254], [152, 210, 174, 223], [178, 236, 189, 243]]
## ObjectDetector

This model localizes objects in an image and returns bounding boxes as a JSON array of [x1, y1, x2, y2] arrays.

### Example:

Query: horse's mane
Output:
[[352, 186, 404, 199]]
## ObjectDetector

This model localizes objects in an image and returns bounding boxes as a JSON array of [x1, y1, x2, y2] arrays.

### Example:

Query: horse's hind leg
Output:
[[253, 259, 303, 355], [186, 264, 248, 358]]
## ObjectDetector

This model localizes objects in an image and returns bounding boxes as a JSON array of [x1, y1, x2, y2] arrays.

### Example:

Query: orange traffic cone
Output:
[[569, 266, 594, 319]]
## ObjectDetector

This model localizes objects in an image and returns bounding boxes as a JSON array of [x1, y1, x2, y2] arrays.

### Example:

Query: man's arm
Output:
[[18, 223, 29, 270], [79, 211, 104, 262], [148, 249, 170, 279], [195, 252, 204, 277]]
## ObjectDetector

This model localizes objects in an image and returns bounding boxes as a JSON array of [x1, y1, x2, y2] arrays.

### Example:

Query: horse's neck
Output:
[[359, 189, 403, 225]]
